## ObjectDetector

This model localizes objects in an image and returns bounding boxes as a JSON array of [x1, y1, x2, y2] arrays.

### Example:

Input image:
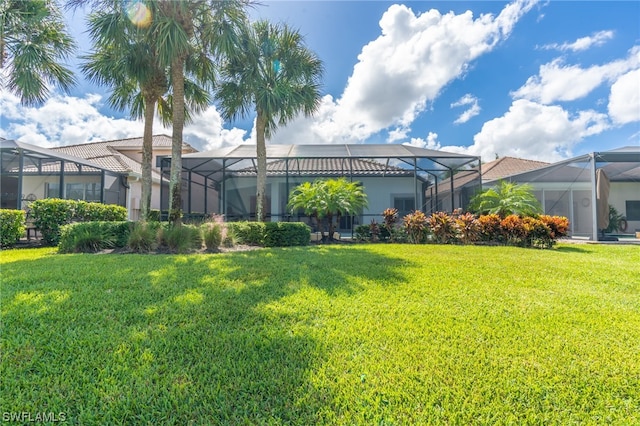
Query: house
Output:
[[495, 147, 640, 240], [0, 135, 196, 220], [167, 144, 481, 232]]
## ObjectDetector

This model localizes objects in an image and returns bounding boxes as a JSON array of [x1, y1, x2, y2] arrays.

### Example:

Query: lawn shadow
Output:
[[555, 245, 594, 253], [1, 245, 411, 423]]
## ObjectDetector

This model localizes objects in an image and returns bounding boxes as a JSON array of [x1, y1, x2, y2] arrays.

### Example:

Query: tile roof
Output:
[[234, 158, 414, 177], [50, 135, 195, 177], [481, 156, 549, 182]]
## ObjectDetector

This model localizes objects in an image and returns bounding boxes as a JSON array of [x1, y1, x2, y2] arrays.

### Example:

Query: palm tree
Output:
[[469, 180, 542, 217], [81, 4, 210, 221], [288, 178, 367, 241], [1, 0, 76, 106], [217, 20, 324, 222], [153, 0, 248, 224], [81, 7, 169, 221]]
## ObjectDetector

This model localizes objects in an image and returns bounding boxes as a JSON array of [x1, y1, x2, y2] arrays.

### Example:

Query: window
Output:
[[45, 182, 60, 198], [626, 201, 640, 221], [46, 182, 101, 201], [394, 196, 415, 218]]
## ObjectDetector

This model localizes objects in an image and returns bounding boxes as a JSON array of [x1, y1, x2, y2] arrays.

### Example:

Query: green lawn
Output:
[[1, 244, 639, 424]]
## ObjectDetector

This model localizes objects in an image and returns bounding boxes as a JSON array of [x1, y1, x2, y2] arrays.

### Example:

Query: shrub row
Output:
[[30, 199, 127, 245], [58, 220, 311, 253], [0, 209, 26, 248], [227, 221, 310, 247], [357, 210, 569, 249]]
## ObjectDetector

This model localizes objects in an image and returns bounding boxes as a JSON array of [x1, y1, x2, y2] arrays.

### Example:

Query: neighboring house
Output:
[[496, 146, 640, 240], [1, 135, 196, 220], [171, 144, 481, 232], [431, 156, 550, 212]]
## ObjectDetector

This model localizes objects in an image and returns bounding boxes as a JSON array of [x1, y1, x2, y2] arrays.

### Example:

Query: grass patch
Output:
[[1, 244, 639, 424]]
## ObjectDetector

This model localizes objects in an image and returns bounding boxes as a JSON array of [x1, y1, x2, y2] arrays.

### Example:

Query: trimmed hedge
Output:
[[227, 221, 310, 247], [0, 209, 26, 248], [58, 221, 131, 253], [30, 199, 127, 246]]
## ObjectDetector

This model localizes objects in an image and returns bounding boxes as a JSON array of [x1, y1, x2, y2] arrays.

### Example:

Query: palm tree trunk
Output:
[[141, 96, 156, 222], [255, 109, 267, 222], [169, 56, 185, 226]]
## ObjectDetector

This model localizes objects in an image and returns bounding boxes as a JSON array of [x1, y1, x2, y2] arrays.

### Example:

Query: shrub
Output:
[[202, 221, 224, 252], [263, 222, 310, 247], [369, 219, 380, 242], [0, 209, 26, 248], [159, 224, 202, 254], [501, 215, 527, 246], [127, 222, 159, 253], [477, 214, 503, 243], [30, 199, 75, 245], [522, 216, 553, 249], [428, 211, 457, 244], [455, 212, 480, 244], [75, 201, 127, 222], [226, 222, 265, 246], [58, 221, 130, 253], [539, 215, 569, 239], [354, 224, 371, 242], [403, 211, 429, 244], [147, 209, 161, 222]]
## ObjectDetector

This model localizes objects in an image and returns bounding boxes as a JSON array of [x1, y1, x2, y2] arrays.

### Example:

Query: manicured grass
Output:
[[1, 244, 639, 424]]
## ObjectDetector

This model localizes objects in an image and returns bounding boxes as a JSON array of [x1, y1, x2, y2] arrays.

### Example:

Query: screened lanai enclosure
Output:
[[494, 146, 640, 241], [159, 144, 481, 233], [1, 139, 127, 210]]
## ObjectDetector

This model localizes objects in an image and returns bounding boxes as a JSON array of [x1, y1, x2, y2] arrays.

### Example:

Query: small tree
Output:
[[469, 181, 542, 217], [287, 178, 367, 241]]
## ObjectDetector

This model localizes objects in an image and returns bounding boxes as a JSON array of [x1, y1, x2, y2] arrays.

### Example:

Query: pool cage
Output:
[[158, 144, 481, 233], [1, 139, 127, 210]]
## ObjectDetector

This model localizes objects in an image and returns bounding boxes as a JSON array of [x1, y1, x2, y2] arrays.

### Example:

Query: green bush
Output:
[[30, 199, 127, 246], [263, 222, 310, 247], [127, 222, 159, 253], [30, 199, 75, 245], [147, 209, 161, 222], [226, 222, 265, 246], [354, 224, 371, 242], [0, 209, 26, 248], [58, 221, 130, 253], [75, 201, 127, 222], [158, 224, 202, 253]]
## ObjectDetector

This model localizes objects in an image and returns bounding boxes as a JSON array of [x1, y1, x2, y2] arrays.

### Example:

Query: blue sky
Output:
[[1, 0, 638, 163]]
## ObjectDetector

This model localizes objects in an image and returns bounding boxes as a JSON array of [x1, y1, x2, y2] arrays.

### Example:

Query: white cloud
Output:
[[608, 69, 640, 125], [403, 132, 441, 150], [512, 46, 640, 104], [450, 99, 610, 162], [274, 0, 536, 144], [387, 127, 410, 143], [541, 30, 614, 52], [451, 94, 481, 124], [0, 90, 249, 150]]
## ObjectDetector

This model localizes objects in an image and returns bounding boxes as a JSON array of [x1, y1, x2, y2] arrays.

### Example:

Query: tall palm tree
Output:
[[1, 0, 76, 106], [217, 20, 324, 222], [153, 0, 248, 224], [81, 4, 210, 221]]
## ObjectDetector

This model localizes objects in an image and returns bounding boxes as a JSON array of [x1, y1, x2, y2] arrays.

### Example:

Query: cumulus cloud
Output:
[[512, 46, 640, 104], [451, 94, 481, 124], [269, 0, 536, 144], [403, 132, 442, 150], [540, 30, 614, 52], [452, 99, 610, 162], [0, 90, 249, 150], [608, 69, 640, 125]]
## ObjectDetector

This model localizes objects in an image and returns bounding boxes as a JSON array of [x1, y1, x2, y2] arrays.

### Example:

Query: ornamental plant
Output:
[[455, 212, 480, 244], [539, 215, 570, 239], [477, 213, 503, 242], [403, 210, 429, 244], [470, 181, 542, 217], [500, 215, 527, 246], [428, 211, 457, 244], [522, 216, 553, 249], [0, 209, 26, 248]]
